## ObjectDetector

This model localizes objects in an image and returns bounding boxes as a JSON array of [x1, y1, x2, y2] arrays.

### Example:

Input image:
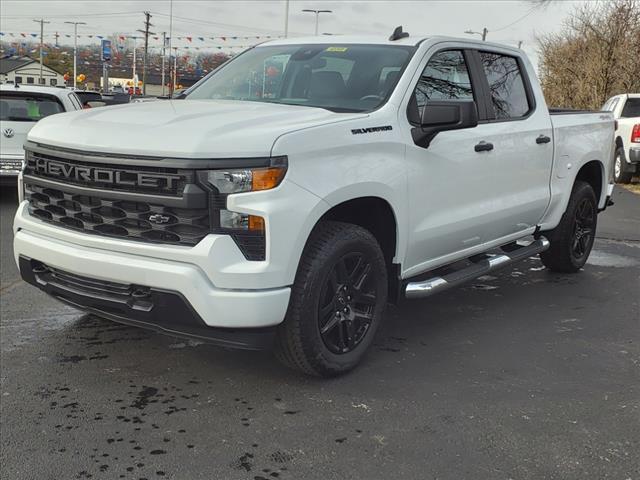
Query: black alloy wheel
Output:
[[571, 197, 596, 261], [318, 253, 376, 354]]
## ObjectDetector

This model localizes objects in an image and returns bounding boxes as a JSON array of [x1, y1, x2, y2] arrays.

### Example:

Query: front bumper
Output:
[[14, 222, 291, 331], [19, 257, 276, 349]]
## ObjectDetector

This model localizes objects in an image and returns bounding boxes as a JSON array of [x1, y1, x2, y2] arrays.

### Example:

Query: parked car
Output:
[[0, 84, 82, 184], [73, 90, 104, 108], [602, 93, 640, 183], [14, 32, 615, 376]]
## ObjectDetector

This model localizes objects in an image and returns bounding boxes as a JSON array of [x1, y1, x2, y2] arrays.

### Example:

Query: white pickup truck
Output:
[[602, 93, 640, 183], [14, 31, 615, 376]]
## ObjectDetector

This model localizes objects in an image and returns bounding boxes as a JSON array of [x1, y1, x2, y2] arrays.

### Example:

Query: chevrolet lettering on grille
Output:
[[27, 156, 182, 191]]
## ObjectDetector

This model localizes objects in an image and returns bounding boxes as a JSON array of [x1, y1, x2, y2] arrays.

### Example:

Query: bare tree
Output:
[[537, 0, 640, 109]]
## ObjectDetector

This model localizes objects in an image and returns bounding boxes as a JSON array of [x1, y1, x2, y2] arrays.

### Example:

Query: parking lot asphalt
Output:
[[1, 185, 638, 480]]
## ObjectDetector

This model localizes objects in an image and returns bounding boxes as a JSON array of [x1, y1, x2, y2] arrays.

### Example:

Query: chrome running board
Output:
[[405, 237, 550, 299]]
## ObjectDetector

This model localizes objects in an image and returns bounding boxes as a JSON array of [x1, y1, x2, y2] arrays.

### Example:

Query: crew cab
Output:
[[0, 84, 82, 183], [13, 31, 615, 376], [602, 93, 640, 183]]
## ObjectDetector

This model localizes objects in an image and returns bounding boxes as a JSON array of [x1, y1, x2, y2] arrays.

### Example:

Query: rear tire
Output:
[[540, 180, 597, 273], [275, 221, 388, 377], [614, 147, 633, 184]]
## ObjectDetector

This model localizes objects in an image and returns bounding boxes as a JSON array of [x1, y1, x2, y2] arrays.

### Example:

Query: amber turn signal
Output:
[[251, 167, 287, 192]]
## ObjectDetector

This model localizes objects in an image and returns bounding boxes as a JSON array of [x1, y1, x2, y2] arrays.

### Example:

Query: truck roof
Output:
[[260, 34, 524, 54]]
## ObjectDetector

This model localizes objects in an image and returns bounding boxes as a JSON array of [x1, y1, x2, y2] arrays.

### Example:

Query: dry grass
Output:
[[621, 182, 640, 195]]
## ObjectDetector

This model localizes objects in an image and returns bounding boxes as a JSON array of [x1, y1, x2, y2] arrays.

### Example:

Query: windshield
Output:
[[621, 98, 640, 118], [187, 44, 415, 112], [0, 94, 64, 122]]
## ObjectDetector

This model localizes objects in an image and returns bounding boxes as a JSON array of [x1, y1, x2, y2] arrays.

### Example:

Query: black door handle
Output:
[[536, 135, 551, 144], [474, 141, 494, 152]]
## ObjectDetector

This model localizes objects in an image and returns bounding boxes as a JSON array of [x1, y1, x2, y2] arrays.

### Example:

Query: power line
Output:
[[1, 11, 142, 19], [150, 11, 286, 35], [491, 5, 539, 32]]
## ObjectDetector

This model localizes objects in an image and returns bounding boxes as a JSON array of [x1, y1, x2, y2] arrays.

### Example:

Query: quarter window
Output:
[[413, 50, 474, 118], [479, 52, 530, 119], [26, 77, 34, 84]]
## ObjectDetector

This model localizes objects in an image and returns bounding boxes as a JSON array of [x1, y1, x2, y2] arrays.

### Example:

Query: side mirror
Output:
[[411, 100, 478, 148]]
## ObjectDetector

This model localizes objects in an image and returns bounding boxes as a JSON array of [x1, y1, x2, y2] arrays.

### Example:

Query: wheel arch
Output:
[[298, 194, 403, 304], [575, 159, 605, 205]]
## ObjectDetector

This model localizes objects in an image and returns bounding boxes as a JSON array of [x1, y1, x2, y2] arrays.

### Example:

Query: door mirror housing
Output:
[[411, 100, 478, 148]]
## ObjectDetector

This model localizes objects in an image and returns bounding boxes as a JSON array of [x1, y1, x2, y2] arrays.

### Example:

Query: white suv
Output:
[[1, 84, 82, 183]]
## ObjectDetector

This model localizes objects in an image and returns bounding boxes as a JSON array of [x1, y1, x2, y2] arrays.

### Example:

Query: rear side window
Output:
[[414, 50, 474, 118], [621, 98, 640, 118], [0, 94, 64, 122], [479, 52, 530, 119]]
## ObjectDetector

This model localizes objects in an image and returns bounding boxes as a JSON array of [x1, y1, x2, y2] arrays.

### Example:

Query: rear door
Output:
[[469, 49, 554, 241]]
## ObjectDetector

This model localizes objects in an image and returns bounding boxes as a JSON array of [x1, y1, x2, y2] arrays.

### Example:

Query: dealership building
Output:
[[0, 55, 66, 87]]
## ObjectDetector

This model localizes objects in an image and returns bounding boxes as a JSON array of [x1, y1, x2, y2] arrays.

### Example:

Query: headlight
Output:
[[201, 157, 287, 194]]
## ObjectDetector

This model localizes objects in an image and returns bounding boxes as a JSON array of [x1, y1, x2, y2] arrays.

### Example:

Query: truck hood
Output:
[[27, 99, 366, 158]]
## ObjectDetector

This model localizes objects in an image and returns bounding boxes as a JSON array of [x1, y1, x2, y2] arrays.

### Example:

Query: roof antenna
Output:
[[389, 26, 409, 41]]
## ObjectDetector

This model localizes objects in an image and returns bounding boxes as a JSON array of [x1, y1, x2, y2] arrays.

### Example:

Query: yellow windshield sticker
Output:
[[326, 47, 348, 52]]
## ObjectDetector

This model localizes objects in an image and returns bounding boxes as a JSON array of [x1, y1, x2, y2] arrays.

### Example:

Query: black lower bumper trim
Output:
[[19, 256, 275, 350]]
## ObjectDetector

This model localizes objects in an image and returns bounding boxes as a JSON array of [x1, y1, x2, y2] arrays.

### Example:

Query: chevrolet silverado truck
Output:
[[13, 30, 615, 376], [602, 93, 640, 183]]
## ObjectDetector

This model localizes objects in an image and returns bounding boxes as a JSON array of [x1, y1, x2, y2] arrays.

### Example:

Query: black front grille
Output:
[[25, 182, 210, 246]]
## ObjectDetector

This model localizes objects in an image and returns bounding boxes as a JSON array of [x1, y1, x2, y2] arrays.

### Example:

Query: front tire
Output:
[[540, 180, 598, 273], [614, 147, 633, 184], [275, 221, 388, 377]]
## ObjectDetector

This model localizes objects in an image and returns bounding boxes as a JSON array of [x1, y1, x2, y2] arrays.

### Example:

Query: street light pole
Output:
[[284, 0, 290, 38], [464, 27, 488, 41], [301, 9, 332, 36], [64, 21, 86, 89]]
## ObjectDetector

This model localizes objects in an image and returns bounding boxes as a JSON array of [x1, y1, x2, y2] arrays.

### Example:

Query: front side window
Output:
[[0, 94, 64, 122], [479, 52, 530, 119], [621, 98, 640, 118], [413, 50, 474, 119], [187, 44, 414, 113], [14, 76, 23, 84]]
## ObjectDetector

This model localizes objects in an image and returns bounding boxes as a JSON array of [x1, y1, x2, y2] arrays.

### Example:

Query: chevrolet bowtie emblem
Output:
[[148, 214, 171, 224]]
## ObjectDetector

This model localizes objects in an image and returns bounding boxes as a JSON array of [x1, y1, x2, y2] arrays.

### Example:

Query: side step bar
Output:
[[405, 237, 550, 299]]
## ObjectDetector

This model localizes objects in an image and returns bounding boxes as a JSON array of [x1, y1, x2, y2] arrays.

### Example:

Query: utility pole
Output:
[[64, 21, 86, 89], [161, 32, 167, 96], [168, 0, 174, 96], [172, 47, 178, 92], [137, 11, 154, 96], [33, 18, 50, 85], [301, 9, 332, 36]]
